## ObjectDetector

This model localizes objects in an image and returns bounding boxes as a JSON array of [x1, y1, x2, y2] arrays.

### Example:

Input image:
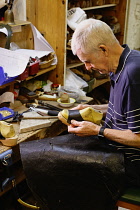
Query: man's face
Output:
[[76, 49, 109, 75]]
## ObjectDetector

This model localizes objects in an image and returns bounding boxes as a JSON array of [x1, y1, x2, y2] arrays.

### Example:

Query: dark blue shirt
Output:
[[104, 44, 140, 162]]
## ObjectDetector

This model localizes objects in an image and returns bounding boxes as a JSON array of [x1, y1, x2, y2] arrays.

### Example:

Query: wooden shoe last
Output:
[[58, 107, 103, 125]]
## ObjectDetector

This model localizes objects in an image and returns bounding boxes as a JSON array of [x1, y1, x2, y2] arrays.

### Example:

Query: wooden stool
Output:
[[116, 187, 140, 210]]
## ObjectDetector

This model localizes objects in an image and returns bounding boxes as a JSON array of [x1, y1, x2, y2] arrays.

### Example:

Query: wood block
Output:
[[19, 119, 51, 133]]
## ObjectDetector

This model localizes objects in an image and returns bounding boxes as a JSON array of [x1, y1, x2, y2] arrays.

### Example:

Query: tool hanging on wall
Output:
[[0, 23, 12, 49]]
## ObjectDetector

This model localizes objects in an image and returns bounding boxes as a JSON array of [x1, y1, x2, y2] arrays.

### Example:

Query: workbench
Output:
[[0, 96, 93, 196]]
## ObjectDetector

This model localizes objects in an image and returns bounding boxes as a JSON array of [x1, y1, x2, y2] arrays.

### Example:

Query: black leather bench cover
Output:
[[20, 134, 125, 210]]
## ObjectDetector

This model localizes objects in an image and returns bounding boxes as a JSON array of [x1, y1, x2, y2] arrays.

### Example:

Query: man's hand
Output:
[[72, 104, 108, 116], [68, 120, 100, 136], [71, 104, 90, 110]]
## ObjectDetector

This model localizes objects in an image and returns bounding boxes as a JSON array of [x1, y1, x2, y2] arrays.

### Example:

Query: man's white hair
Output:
[[71, 18, 119, 55]]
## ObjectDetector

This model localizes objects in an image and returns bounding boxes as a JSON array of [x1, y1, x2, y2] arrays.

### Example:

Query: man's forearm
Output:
[[103, 128, 140, 148], [92, 104, 108, 115]]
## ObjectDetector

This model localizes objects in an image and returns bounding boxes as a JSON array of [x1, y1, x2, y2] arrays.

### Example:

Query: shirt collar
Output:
[[110, 44, 131, 83]]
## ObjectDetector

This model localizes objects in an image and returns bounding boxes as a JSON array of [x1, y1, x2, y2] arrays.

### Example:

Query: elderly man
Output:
[[20, 19, 140, 210], [69, 18, 140, 176]]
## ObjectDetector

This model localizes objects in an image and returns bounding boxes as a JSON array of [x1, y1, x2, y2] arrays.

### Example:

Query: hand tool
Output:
[[37, 100, 62, 111], [29, 107, 59, 116]]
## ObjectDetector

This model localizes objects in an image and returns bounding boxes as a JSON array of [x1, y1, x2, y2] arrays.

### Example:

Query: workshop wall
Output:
[[124, 0, 140, 50]]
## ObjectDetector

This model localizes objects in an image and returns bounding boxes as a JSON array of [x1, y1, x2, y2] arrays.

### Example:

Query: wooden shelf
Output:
[[0, 65, 56, 89], [67, 62, 84, 69], [11, 20, 31, 26], [66, 47, 71, 50], [0, 20, 31, 27], [0, 80, 15, 89], [92, 78, 110, 89], [24, 65, 56, 81], [82, 4, 116, 10]]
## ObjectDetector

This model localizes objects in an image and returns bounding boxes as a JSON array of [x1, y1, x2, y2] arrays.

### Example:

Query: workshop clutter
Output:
[[17, 57, 40, 81], [0, 49, 55, 85], [0, 81, 62, 145], [0, 23, 57, 84], [0, 121, 15, 138], [67, 14, 120, 47], [67, 61, 108, 94], [58, 86, 80, 101], [13, 79, 60, 104], [0, 107, 14, 120], [67, 7, 87, 31], [28, 58, 39, 76], [16, 69, 89, 103], [0, 121, 18, 146], [67, 4, 121, 47], [16, 53, 55, 81], [17, 52, 55, 81], [0, 101, 18, 146], [39, 52, 55, 69], [0, 66, 17, 86]]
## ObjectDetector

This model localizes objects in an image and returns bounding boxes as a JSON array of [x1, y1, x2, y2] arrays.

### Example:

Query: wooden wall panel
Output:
[[26, 0, 37, 25], [11, 25, 34, 49], [124, 0, 140, 50], [25, 0, 67, 85], [35, 0, 67, 84], [116, 0, 127, 44]]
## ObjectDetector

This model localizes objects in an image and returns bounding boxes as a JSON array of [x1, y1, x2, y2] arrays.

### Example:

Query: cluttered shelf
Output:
[[66, 1, 121, 90], [0, 80, 15, 89], [0, 65, 56, 89], [25, 65, 56, 81]]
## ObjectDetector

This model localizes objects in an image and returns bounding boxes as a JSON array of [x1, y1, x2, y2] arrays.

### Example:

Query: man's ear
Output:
[[99, 45, 108, 56]]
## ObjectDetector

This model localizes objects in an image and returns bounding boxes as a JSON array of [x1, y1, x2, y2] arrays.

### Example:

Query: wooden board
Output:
[[19, 119, 51, 133]]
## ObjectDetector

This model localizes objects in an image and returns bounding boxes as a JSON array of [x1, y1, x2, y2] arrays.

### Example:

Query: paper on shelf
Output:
[[15, 24, 57, 64], [0, 47, 30, 77], [0, 23, 57, 78], [31, 24, 57, 65], [15, 49, 53, 59]]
